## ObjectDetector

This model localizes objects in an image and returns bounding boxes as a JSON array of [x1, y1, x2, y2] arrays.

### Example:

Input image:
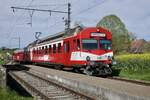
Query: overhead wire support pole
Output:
[[67, 3, 71, 30]]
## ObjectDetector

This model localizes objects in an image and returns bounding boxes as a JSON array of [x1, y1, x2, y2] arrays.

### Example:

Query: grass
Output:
[[113, 53, 150, 81], [0, 59, 4, 65], [0, 49, 12, 65], [0, 87, 33, 100]]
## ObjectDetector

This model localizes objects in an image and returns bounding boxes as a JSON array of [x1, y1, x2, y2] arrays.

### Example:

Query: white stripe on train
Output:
[[70, 51, 113, 61]]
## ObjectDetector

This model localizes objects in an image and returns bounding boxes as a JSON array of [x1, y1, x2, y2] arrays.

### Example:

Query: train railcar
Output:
[[13, 26, 114, 76], [13, 49, 24, 63]]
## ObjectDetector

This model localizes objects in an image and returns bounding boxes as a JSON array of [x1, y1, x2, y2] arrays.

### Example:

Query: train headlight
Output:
[[86, 56, 91, 62], [108, 56, 112, 60]]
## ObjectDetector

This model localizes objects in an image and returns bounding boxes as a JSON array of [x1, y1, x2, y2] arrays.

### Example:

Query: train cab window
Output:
[[100, 40, 111, 50], [82, 39, 98, 50], [77, 39, 80, 50], [49, 45, 51, 53], [58, 43, 61, 53], [53, 44, 56, 53]]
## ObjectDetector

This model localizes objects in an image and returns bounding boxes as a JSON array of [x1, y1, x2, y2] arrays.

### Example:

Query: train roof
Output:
[[40, 26, 83, 43], [26, 26, 84, 47], [25, 26, 109, 48], [25, 26, 83, 48], [14, 49, 24, 53]]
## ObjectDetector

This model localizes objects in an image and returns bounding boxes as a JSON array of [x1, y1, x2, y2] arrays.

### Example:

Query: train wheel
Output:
[[83, 66, 94, 76], [54, 65, 63, 70], [73, 67, 82, 73], [104, 67, 112, 76]]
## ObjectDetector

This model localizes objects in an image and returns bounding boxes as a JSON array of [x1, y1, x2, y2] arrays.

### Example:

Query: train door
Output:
[[63, 41, 70, 66]]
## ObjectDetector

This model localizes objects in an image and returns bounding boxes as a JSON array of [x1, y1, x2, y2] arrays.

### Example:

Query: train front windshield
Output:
[[100, 40, 111, 50], [82, 39, 112, 50], [82, 39, 98, 50]]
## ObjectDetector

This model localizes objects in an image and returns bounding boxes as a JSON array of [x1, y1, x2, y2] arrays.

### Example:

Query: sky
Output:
[[0, 0, 150, 48]]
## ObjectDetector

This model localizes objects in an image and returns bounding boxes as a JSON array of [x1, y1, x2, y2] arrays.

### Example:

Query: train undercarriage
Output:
[[74, 61, 112, 76]]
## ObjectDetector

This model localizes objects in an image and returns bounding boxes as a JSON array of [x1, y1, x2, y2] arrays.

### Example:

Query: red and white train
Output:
[[13, 26, 114, 76]]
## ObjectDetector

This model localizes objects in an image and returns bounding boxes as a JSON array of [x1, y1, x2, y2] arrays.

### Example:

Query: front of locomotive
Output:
[[71, 27, 115, 76]]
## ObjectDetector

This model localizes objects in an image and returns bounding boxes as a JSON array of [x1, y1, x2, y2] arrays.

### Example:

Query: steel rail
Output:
[[9, 71, 50, 100], [108, 77, 150, 86], [24, 70, 95, 100]]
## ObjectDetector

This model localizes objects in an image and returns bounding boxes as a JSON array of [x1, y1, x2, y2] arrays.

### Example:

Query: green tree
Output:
[[143, 42, 150, 53], [96, 15, 131, 54]]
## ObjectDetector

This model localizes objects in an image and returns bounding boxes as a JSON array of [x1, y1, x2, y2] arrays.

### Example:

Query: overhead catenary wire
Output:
[[72, 0, 107, 18], [9, 1, 70, 48], [8, 0, 107, 48], [8, 0, 35, 48], [8, 0, 35, 38], [20, 3, 68, 7]]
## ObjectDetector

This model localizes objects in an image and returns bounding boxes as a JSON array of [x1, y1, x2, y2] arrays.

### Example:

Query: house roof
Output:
[[130, 39, 146, 53]]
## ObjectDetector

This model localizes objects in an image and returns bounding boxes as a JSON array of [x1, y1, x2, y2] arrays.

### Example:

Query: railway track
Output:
[[9, 64, 150, 87], [9, 70, 94, 100], [108, 77, 150, 86], [21, 64, 150, 87], [6, 64, 150, 100]]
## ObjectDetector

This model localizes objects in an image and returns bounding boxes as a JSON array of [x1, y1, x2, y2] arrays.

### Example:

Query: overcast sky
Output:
[[0, 0, 150, 48]]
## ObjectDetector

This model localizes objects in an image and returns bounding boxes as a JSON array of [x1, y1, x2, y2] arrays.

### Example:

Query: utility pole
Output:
[[67, 3, 71, 30], [19, 37, 20, 49], [11, 3, 71, 30]]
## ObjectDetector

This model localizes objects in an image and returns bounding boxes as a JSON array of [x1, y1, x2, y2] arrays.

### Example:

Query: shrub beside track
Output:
[[114, 53, 150, 81]]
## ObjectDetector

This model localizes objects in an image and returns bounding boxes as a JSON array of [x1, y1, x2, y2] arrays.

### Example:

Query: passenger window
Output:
[[67, 41, 70, 52], [58, 43, 61, 53], [42, 46, 44, 54], [39, 47, 41, 54], [53, 44, 56, 53], [45, 46, 48, 54], [77, 39, 80, 50], [33, 49, 35, 53], [64, 43, 67, 53], [73, 40, 76, 50], [37, 48, 38, 54], [49, 45, 51, 53]]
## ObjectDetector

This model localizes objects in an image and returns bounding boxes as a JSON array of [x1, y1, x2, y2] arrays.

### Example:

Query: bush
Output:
[[114, 54, 150, 70], [0, 88, 32, 100], [113, 54, 150, 81]]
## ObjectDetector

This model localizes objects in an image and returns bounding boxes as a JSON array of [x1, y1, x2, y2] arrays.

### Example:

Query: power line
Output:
[[11, 7, 68, 13], [8, 0, 35, 48], [8, 0, 35, 38], [20, 3, 68, 7], [11, 3, 71, 30], [72, 0, 106, 18]]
